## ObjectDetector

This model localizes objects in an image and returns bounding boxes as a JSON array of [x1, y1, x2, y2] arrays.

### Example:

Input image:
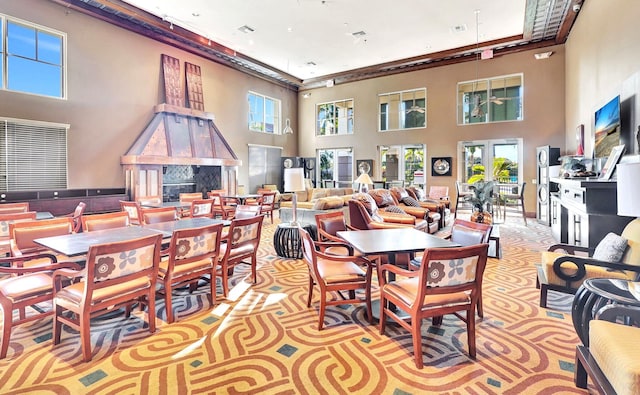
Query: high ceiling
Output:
[[51, 0, 581, 89]]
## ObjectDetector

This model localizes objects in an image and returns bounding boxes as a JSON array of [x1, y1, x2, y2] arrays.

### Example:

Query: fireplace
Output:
[[121, 104, 241, 202]]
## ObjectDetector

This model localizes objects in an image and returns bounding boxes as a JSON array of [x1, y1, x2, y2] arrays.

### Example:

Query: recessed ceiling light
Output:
[[192, 12, 200, 17], [238, 25, 255, 34]]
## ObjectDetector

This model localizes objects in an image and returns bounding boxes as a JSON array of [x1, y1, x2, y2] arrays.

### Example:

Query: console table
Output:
[[550, 178, 633, 249]]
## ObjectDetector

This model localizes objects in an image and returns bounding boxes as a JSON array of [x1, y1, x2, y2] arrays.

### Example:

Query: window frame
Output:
[[316, 99, 354, 136], [456, 138, 524, 185], [248, 91, 282, 134], [457, 73, 523, 125], [1, 13, 67, 99], [317, 147, 354, 187], [378, 88, 426, 132]]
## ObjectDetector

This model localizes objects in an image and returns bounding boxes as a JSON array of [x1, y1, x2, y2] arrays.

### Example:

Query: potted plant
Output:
[[466, 180, 495, 224]]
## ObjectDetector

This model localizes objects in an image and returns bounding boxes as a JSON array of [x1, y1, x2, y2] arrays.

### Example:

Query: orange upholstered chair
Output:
[[81, 211, 130, 232]]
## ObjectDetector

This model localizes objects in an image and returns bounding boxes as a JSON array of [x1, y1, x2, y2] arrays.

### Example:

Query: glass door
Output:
[[318, 148, 353, 188], [458, 139, 523, 184]]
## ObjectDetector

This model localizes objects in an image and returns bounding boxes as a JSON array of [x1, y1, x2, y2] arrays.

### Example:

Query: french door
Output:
[[457, 138, 523, 184]]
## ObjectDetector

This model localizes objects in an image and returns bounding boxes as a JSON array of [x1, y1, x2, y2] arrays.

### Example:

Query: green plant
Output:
[[466, 180, 495, 213]]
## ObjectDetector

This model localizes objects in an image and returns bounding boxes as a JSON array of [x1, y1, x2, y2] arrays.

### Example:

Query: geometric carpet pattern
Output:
[[0, 214, 592, 394]]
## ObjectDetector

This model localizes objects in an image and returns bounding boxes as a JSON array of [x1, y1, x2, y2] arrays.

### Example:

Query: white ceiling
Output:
[[121, 0, 528, 81]]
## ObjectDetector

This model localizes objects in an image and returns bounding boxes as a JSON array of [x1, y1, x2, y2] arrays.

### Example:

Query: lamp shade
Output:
[[354, 172, 373, 186], [616, 162, 640, 217], [284, 167, 305, 192]]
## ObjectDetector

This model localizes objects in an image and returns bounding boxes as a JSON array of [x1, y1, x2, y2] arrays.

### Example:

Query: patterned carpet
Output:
[[0, 213, 592, 394]]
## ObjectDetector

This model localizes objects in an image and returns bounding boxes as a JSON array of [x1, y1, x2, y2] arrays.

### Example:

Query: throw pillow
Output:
[[592, 232, 628, 262], [310, 189, 328, 200], [402, 196, 422, 207], [383, 205, 407, 215]]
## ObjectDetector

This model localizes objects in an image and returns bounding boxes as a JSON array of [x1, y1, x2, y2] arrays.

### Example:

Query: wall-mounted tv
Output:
[[594, 95, 621, 158]]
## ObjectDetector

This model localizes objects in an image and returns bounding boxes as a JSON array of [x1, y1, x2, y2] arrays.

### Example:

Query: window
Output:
[[379, 144, 425, 184], [457, 138, 523, 184], [248, 91, 281, 134], [316, 99, 354, 136], [1, 14, 66, 98], [378, 88, 426, 131], [0, 118, 68, 191], [318, 148, 353, 187], [457, 74, 523, 124]]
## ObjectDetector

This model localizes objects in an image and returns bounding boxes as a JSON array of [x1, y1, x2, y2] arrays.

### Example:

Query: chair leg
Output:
[[477, 293, 484, 318], [318, 293, 326, 330], [147, 291, 156, 333], [1, 301, 12, 359], [467, 308, 477, 359], [80, 313, 92, 362], [521, 199, 527, 225], [307, 276, 314, 307], [222, 265, 230, 297], [539, 284, 548, 308], [164, 284, 174, 324], [365, 284, 372, 325], [412, 318, 424, 369], [53, 305, 63, 346], [210, 270, 217, 307], [251, 255, 257, 284], [379, 297, 387, 335]]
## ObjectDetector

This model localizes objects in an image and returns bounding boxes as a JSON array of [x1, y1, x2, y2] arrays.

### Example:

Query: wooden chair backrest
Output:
[[315, 210, 347, 242], [83, 233, 162, 297], [82, 211, 131, 232], [0, 202, 30, 214], [234, 205, 261, 219], [136, 195, 163, 207], [164, 223, 223, 272], [450, 218, 492, 245], [179, 192, 203, 204], [9, 217, 74, 255], [140, 207, 179, 224], [225, 215, 264, 250], [428, 186, 450, 200], [190, 199, 214, 218], [0, 212, 37, 237], [120, 200, 142, 223]]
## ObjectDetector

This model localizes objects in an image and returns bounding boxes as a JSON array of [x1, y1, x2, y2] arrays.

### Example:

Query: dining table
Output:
[[222, 194, 261, 205], [142, 217, 230, 237], [34, 226, 163, 257]]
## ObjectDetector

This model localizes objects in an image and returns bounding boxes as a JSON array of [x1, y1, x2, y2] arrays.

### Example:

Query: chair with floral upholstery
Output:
[[379, 243, 489, 369], [157, 223, 223, 323], [52, 233, 163, 362]]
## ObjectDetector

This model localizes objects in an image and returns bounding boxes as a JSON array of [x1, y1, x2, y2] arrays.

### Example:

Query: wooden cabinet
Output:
[[551, 178, 633, 249], [0, 188, 127, 216]]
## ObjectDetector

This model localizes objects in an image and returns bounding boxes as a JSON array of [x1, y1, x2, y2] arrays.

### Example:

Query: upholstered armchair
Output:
[[392, 186, 450, 228], [347, 194, 432, 233], [537, 218, 640, 308], [367, 189, 439, 233]]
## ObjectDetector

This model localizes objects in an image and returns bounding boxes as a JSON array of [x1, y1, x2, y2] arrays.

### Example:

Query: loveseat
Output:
[[280, 187, 354, 211]]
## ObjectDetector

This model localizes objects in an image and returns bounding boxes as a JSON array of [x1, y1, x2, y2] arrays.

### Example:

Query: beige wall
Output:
[[565, 0, 640, 157], [0, 0, 298, 189], [297, 46, 567, 212]]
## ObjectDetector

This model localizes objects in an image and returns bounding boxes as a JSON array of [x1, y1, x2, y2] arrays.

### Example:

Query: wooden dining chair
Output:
[[299, 226, 373, 330], [179, 192, 203, 217], [62, 202, 86, 232], [120, 200, 142, 225], [136, 195, 163, 207], [379, 244, 489, 369], [52, 233, 163, 362], [140, 207, 179, 224], [189, 199, 214, 218], [9, 217, 75, 258], [501, 182, 527, 224], [256, 191, 277, 224], [157, 223, 224, 323], [0, 202, 30, 215], [81, 211, 131, 232], [0, 211, 37, 256], [0, 253, 81, 359], [217, 215, 264, 297], [314, 210, 356, 256], [208, 192, 236, 220]]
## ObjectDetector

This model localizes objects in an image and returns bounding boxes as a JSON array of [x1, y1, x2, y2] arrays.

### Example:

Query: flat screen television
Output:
[[594, 95, 621, 158]]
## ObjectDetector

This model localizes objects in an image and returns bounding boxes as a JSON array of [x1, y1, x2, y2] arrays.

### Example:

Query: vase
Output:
[[471, 210, 492, 224]]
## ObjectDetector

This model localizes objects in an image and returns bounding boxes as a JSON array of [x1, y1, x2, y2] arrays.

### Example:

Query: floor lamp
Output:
[[284, 167, 306, 225]]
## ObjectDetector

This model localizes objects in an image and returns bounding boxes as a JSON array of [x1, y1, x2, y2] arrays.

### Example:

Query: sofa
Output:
[[392, 186, 452, 228], [367, 189, 440, 233], [280, 187, 354, 211], [347, 193, 433, 233]]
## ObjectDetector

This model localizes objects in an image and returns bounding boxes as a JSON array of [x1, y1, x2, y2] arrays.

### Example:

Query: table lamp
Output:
[[617, 162, 640, 226], [355, 172, 373, 193], [284, 167, 306, 225]]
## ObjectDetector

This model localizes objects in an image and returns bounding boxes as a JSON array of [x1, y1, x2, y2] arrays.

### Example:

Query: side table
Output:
[[273, 223, 316, 259], [572, 278, 640, 346]]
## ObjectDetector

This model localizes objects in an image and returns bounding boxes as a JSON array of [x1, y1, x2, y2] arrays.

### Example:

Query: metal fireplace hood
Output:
[[121, 104, 241, 167]]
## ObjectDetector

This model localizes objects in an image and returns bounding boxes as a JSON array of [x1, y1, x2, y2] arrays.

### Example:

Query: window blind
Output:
[[0, 118, 68, 191]]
